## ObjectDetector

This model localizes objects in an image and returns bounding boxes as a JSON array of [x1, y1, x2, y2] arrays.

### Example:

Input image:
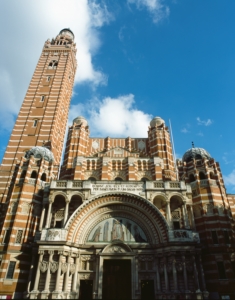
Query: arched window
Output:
[[31, 171, 37, 179], [41, 173, 47, 181], [199, 172, 206, 180], [48, 60, 58, 69], [141, 177, 149, 182], [114, 177, 123, 181], [189, 174, 195, 182], [88, 177, 96, 181]]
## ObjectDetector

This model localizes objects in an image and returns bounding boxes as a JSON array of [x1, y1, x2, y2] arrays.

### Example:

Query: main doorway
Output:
[[102, 259, 131, 299]]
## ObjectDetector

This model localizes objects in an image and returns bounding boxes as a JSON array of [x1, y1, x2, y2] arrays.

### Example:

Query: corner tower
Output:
[[0, 29, 77, 202]]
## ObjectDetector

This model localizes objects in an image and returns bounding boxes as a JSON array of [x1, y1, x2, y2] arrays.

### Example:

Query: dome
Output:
[[73, 116, 88, 126], [25, 146, 54, 162], [182, 147, 211, 163], [150, 116, 165, 128], [59, 28, 74, 40]]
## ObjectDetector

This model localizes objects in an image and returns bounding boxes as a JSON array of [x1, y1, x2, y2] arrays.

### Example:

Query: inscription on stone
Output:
[[92, 183, 143, 192]]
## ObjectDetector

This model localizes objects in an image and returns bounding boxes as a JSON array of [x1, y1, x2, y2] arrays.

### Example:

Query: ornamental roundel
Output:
[[65, 193, 169, 244]]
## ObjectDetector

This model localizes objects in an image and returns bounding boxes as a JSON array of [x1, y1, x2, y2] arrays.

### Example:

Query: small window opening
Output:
[[55, 220, 63, 228], [173, 221, 180, 230], [6, 261, 16, 279], [199, 172, 206, 180], [40, 95, 45, 102], [41, 173, 47, 181], [189, 174, 195, 182], [223, 231, 230, 244], [33, 120, 38, 127], [114, 177, 123, 181], [47, 76, 51, 82]]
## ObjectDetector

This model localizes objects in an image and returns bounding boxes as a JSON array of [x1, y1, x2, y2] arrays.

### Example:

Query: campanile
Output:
[[0, 29, 77, 202]]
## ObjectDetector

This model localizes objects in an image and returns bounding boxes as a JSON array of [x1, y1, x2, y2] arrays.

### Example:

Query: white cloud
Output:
[[0, 0, 112, 131], [196, 117, 213, 126], [181, 128, 189, 133], [197, 132, 204, 137], [224, 169, 235, 190], [128, 0, 170, 23], [69, 94, 152, 137]]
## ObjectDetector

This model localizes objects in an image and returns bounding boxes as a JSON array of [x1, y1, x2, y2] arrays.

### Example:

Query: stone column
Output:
[[163, 257, 169, 291], [182, 255, 188, 291], [72, 255, 79, 292], [32, 250, 44, 291], [166, 200, 172, 229], [54, 251, 63, 292], [27, 255, 36, 292], [189, 205, 196, 230], [44, 250, 54, 291], [192, 256, 200, 291], [45, 201, 53, 228], [182, 201, 190, 229], [39, 205, 46, 231], [63, 199, 70, 226], [63, 254, 71, 292], [198, 255, 206, 291], [155, 257, 161, 292], [172, 257, 178, 292]]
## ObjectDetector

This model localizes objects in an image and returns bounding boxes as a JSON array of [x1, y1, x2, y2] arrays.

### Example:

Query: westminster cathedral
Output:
[[0, 29, 235, 300]]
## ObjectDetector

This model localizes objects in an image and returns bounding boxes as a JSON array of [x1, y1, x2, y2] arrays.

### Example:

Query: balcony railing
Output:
[[168, 230, 200, 243]]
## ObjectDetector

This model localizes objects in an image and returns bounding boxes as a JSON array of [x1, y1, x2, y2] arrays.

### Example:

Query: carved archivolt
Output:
[[66, 193, 169, 245]]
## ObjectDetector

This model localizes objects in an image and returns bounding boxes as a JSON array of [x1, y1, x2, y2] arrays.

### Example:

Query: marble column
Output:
[[166, 200, 172, 229], [63, 200, 70, 226], [45, 201, 53, 228], [32, 251, 44, 291], [155, 257, 161, 292], [39, 205, 46, 231], [182, 255, 188, 291], [192, 256, 200, 291], [182, 201, 190, 229], [189, 205, 196, 230], [63, 254, 71, 292], [44, 250, 54, 291], [163, 257, 169, 291], [54, 251, 63, 292], [27, 255, 36, 292], [72, 255, 79, 292], [172, 257, 178, 292]]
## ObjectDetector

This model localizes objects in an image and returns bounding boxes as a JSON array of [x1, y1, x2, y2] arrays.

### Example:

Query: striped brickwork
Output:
[[0, 31, 77, 203]]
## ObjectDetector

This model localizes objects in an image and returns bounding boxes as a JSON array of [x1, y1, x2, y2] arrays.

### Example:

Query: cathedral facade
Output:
[[0, 29, 235, 300]]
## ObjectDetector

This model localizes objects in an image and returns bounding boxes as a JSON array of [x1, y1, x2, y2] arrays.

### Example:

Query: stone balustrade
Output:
[[41, 228, 68, 241], [168, 230, 200, 243]]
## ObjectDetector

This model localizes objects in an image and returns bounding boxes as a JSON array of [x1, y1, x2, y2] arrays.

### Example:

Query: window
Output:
[[199, 172, 206, 180], [31, 170, 37, 179], [189, 174, 195, 182], [48, 60, 58, 69], [6, 261, 16, 279], [217, 262, 226, 279], [41, 173, 46, 181], [40, 95, 45, 102], [33, 119, 38, 127], [173, 221, 180, 230], [115, 177, 123, 181], [211, 231, 218, 244], [223, 231, 230, 244], [3, 230, 10, 244], [15, 230, 23, 244], [47, 76, 51, 82]]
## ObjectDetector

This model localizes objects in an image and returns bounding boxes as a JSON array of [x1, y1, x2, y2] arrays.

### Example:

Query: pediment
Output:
[[102, 242, 132, 254]]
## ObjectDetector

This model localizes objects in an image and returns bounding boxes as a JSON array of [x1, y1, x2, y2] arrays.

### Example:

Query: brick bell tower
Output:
[[0, 28, 77, 203]]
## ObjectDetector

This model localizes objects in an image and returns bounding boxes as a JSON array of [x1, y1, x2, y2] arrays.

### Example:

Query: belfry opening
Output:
[[0, 29, 234, 300]]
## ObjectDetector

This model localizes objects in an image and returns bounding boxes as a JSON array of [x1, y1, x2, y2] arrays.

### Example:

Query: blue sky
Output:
[[0, 0, 235, 192]]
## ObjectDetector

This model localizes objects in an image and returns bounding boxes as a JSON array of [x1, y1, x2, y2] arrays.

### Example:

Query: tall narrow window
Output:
[[40, 95, 45, 102], [217, 262, 226, 279], [33, 119, 38, 127], [47, 76, 51, 82], [223, 231, 230, 244], [15, 230, 23, 244], [6, 261, 16, 279], [3, 230, 10, 244], [211, 231, 218, 244]]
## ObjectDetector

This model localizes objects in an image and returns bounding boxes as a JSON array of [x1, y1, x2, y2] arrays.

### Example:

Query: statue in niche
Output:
[[134, 225, 147, 242], [111, 219, 124, 241], [103, 221, 109, 242], [90, 226, 101, 242]]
